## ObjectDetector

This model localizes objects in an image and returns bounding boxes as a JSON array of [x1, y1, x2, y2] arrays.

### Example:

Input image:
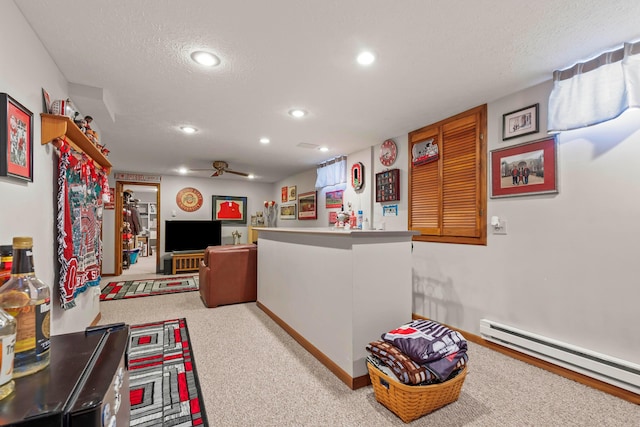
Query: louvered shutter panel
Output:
[[442, 114, 480, 237], [409, 130, 441, 235]]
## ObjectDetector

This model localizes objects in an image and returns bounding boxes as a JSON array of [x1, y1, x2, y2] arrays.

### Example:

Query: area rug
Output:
[[128, 318, 208, 426], [100, 276, 199, 301]]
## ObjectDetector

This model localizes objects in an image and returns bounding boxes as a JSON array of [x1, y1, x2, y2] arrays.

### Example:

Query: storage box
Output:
[[128, 248, 140, 264], [367, 362, 467, 423]]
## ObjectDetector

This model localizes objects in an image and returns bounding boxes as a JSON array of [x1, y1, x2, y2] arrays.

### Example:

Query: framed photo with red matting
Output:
[[0, 93, 33, 182], [297, 191, 317, 220], [281, 186, 288, 203], [490, 136, 557, 198]]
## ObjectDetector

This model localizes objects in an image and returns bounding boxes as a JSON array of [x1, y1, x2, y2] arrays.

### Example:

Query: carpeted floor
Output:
[[128, 318, 207, 426], [99, 289, 640, 426], [101, 276, 199, 301]]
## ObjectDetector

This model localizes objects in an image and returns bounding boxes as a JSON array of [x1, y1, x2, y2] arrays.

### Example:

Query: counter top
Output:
[[255, 227, 418, 238]]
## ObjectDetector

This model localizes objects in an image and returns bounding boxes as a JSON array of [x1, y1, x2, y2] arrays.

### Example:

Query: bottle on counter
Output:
[[0, 307, 16, 400], [357, 210, 363, 230], [0, 237, 51, 378]]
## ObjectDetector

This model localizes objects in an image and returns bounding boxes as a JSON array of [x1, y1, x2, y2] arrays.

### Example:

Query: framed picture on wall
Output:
[[0, 93, 33, 182], [297, 191, 317, 220], [502, 103, 539, 140], [281, 186, 288, 203], [325, 189, 343, 208], [490, 136, 557, 198], [279, 203, 296, 220], [288, 185, 297, 201], [212, 195, 248, 224]]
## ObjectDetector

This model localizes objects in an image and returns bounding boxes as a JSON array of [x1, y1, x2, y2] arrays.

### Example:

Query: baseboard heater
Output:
[[479, 319, 640, 394]]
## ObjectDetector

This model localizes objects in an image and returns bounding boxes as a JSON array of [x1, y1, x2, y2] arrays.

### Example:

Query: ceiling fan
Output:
[[191, 161, 250, 177]]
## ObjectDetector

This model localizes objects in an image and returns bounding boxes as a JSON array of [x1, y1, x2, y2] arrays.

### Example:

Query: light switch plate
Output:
[[494, 220, 507, 235]]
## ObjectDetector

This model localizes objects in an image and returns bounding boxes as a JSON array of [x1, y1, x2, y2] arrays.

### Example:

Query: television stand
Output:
[[171, 251, 205, 275]]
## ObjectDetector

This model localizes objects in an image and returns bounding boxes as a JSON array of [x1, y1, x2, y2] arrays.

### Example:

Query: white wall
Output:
[[0, 2, 99, 334], [410, 81, 640, 365]]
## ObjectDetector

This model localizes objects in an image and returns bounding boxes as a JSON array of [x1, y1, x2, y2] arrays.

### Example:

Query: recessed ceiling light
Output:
[[178, 167, 188, 174], [190, 51, 220, 67], [357, 51, 376, 66], [248, 174, 255, 179], [180, 126, 197, 134], [319, 146, 329, 152], [289, 109, 307, 118], [259, 137, 270, 144]]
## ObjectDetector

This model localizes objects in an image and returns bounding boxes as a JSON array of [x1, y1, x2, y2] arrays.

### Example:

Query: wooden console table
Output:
[[172, 252, 205, 274]]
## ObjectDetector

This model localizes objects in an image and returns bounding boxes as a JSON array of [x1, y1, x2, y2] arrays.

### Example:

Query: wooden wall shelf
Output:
[[40, 113, 112, 173]]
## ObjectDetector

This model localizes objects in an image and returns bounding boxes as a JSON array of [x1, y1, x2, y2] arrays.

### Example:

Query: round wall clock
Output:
[[176, 187, 203, 212], [379, 139, 398, 166]]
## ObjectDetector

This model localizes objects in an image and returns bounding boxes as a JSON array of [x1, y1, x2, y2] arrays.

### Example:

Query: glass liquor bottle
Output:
[[0, 307, 16, 400], [0, 237, 51, 378]]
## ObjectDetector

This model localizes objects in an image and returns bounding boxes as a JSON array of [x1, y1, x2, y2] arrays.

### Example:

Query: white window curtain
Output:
[[315, 156, 347, 188], [548, 40, 640, 132]]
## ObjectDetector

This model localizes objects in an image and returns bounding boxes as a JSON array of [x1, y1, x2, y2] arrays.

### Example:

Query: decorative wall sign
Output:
[[288, 185, 297, 201], [298, 191, 317, 220], [376, 169, 400, 203], [383, 204, 399, 216], [0, 93, 33, 182], [176, 187, 203, 212], [412, 138, 439, 166], [113, 172, 162, 182], [281, 186, 288, 203], [490, 136, 557, 198], [104, 188, 115, 209], [502, 103, 539, 140], [212, 195, 248, 224], [328, 211, 338, 226], [325, 189, 344, 208], [379, 139, 398, 166], [351, 162, 364, 190]]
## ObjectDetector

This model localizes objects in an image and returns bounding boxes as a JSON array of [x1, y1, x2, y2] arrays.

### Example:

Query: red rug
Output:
[[128, 318, 207, 426], [100, 276, 198, 301]]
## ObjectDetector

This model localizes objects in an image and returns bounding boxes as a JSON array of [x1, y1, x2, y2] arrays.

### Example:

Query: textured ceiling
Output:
[[14, 0, 640, 182]]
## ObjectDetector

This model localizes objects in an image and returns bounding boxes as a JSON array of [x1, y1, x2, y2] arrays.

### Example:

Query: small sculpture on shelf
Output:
[[232, 230, 242, 245]]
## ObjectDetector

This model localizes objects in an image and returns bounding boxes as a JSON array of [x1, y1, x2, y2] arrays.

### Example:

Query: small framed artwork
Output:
[[0, 93, 34, 182], [325, 189, 343, 208], [328, 211, 338, 226], [502, 103, 539, 140], [281, 186, 288, 203], [490, 136, 557, 198], [212, 195, 248, 224], [288, 185, 297, 201], [376, 169, 400, 203], [279, 203, 297, 220], [298, 191, 317, 220]]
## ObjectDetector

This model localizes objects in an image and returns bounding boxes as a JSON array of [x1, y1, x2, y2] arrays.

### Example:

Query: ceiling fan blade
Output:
[[226, 170, 250, 177]]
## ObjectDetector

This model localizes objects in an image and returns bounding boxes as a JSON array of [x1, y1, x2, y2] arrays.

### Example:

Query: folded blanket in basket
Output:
[[366, 349, 468, 386], [381, 319, 468, 380], [366, 340, 436, 384]]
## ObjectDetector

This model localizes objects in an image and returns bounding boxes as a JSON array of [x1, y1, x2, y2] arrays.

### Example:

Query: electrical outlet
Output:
[[494, 220, 507, 235]]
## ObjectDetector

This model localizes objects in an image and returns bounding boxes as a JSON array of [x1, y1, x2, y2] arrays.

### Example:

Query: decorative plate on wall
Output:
[[176, 187, 203, 212]]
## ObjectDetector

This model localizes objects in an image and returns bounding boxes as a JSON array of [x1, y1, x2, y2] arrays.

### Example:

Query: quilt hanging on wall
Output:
[[56, 142, 108, 309]]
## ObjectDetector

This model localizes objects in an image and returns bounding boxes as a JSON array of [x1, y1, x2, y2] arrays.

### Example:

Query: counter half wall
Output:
[[256, 227, 416, 389]]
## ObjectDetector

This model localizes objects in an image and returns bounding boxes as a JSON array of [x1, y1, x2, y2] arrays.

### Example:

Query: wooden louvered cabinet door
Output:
[[409, 105, 487, 245]]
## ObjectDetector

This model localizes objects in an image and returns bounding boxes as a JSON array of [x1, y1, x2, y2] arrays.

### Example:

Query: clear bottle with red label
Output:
[[0, 237, 51, 378]]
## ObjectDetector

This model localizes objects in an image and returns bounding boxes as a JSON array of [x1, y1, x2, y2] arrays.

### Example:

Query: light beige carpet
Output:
[[98, 288, 639, 426]]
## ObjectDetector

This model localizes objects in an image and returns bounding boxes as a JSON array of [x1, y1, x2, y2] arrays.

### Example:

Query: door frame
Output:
[[114, 181, 161, 276]]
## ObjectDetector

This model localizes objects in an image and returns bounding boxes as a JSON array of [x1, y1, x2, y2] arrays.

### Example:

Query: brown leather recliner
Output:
[[198, 244, 257, 308]]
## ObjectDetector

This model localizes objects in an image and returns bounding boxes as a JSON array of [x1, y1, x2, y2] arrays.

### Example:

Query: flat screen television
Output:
[[164, 220, 222, 252]]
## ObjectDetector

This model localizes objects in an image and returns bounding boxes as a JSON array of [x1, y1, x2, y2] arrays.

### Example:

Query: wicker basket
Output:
[[367, 362, 467, 423]]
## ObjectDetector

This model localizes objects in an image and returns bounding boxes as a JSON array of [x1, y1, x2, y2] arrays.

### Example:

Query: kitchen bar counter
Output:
[[256, 227, 416, 389]]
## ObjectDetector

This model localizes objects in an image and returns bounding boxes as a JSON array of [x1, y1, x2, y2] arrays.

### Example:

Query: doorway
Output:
[[114, 181, 161, 276]]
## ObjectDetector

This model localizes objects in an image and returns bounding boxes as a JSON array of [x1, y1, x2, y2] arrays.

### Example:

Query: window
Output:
[[409, 105, 487, 245]]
